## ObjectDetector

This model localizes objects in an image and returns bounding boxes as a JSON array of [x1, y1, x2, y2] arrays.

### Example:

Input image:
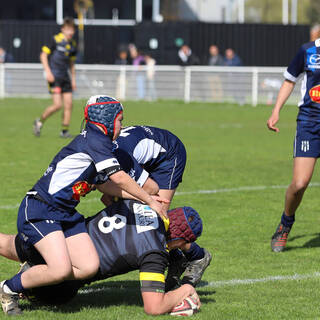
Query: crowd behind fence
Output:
[[0, 64, 303, 106]]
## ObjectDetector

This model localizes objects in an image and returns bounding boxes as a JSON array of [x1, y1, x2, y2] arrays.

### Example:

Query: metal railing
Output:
[[0, 63, 302, 106]]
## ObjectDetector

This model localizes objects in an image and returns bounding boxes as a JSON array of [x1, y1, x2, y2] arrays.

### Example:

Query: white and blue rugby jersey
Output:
[[33, 122, 121, 211], [113, 126, 181, 168], [285, 39, 320, 121]]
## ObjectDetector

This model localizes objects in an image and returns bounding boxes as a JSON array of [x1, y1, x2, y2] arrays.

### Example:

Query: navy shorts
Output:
[[17, 196, 87, 246], [149, 141, 187, 190], [48, 76, 72, 94], [294, 121, 320, 158]]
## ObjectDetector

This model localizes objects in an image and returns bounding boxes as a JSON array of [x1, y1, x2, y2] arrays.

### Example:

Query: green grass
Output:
[[1, 98, 320, 319]]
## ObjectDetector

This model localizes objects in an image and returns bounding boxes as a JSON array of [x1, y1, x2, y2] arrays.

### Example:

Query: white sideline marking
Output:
[[204, 272, 320, 288], [78, 272, 320, 295], [2, 182, 320, 211]]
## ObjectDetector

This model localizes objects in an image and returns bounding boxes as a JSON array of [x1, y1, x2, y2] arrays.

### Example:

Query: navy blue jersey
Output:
[[42, 32, 77, 79], [285, 39, 320, 121], [113, 126, 182, 170], [87, 200, 168, 285], [33, 122, 121, 211]]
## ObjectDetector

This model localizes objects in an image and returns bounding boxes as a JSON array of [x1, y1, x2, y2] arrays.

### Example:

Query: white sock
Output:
[[1, 281, 17, 295]]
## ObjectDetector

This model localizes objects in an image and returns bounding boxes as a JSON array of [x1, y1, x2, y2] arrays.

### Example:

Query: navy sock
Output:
[[5, 273, 24, 294], [169, 248, 185, 260], [281, 212, 295, 228], [183, 243, 205, 262]]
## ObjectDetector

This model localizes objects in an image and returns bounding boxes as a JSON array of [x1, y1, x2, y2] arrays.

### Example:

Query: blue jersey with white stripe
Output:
[[33, 122, 121, 211], [113, 126, 181, 169], [285, 39, 320, 121]]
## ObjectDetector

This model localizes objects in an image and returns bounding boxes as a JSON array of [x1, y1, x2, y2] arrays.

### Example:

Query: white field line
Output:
[[204, 272, 320, 288], [78, 272, 320, 295], [1, 182, 320, 211], [175, 182, 320, 196]]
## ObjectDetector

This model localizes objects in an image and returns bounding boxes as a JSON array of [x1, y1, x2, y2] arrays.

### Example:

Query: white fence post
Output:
[[251, 67, 258, 107], [184, 67, 191, 103], [0, 64, 5, 99], [118, 66, 126, 100]]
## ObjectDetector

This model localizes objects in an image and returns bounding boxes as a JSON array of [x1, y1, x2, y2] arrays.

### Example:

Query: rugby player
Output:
[[34, 17, 77, 138], [0, 96, 167, 315], [0, 200, 203, 315], [267, 38, 320, 251], [110, 126, 212, 291]]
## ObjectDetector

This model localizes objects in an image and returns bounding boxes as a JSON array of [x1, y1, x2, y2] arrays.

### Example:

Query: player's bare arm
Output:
[[108, 170, 168, 218], [267, 79, 295, 132], [70, 60, 76, 90], [142, 283, 199, 315], [40, 52, 54, 83]]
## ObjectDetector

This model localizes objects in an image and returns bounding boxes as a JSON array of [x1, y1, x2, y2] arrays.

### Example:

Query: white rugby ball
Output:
[[170, 295, 200, 316]]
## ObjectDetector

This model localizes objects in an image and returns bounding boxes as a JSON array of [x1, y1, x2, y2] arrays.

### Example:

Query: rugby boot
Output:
[[33, 118, 42, 137], [271, 223, 291, 252], [60, 130, 73, 138], [181, 249, 212, 287], [165, 253, 188, 292], [0, 281, 22, 315]]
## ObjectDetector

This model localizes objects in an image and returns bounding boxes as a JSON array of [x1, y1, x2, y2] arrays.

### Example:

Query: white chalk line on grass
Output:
[[175, 182, 320, 196], [204, 272, 320, 288], [2, 182, 320, 211], [78, 272, 320, 294]]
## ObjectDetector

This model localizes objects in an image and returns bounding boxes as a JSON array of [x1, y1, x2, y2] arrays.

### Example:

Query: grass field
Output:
[[1, 98, 320, 319]]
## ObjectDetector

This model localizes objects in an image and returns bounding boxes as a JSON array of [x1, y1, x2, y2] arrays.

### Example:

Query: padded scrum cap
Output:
[[167, 207, 203, 242], [84, 95, 123, 137]]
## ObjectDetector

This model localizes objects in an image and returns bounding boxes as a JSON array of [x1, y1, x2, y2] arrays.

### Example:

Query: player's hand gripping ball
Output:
[[170, 293, 200, 316]]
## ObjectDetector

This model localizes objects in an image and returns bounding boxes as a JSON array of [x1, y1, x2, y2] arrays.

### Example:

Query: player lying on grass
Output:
[[0, 200, 204, 315], [107, 125, 212, 291]]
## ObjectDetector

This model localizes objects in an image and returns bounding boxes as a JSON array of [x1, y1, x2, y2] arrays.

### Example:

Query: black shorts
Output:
[[48, 77, 72, 94]]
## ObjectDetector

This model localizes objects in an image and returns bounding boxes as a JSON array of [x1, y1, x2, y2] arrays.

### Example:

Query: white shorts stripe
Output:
[[24, 196, 45, 238], [168, 157, 177, 190]]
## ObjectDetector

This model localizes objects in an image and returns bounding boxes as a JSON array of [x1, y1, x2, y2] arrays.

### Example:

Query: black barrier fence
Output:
[[0, 20, 310, 66]]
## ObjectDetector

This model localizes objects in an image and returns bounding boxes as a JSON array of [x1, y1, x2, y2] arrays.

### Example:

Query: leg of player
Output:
[[65, 232, 100, 280], [0, 234, 19, 262], [0, 231, 99, 315], [33, 93, 63, 137], [271, 157, 317, 252], [60, 92, 73, 138]]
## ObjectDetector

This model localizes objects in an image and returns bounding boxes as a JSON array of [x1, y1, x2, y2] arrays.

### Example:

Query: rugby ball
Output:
[[170, 295, 200, 316]]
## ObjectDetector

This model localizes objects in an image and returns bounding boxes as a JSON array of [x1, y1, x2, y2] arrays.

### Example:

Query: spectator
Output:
[[177, 44, 200, 66], [224, 48, 244, 105], [115, 49, 128, 65], [207, 45, 224, 66], [224, 48, 242, 66], [0, 47, 14, 63], [310, 24, 320, 41], [129, 44, 146, 100], [144, 54, 157, 101]]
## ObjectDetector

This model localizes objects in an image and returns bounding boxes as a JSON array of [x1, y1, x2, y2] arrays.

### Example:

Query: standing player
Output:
[[267, 38, 320, 252], [113, 126, 212, 290], [0, 96, 166, 315], [33, 17, 77, 138], [0, 200, 203, 315]]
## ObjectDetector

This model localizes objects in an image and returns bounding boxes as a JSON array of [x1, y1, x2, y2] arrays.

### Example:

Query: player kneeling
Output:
[[0, 200, 207, 315]]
